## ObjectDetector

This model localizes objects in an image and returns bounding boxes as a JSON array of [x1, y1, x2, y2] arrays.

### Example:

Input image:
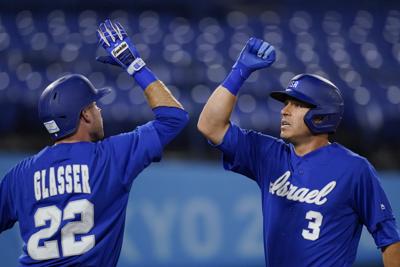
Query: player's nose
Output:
[[281, 103, 291, 116]]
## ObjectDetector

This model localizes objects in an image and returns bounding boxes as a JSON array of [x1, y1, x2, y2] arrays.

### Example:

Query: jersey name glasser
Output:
[[33, 164, 91, 201]]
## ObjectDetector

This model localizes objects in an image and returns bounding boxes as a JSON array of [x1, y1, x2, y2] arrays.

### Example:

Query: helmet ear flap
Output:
[[304, 109, 343, 134], [304, 110, 316, 134], [312, 114, 326, 124]]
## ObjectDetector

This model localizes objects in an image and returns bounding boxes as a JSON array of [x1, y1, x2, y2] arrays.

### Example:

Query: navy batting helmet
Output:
[[38, 74, 111, 140], [270, 73, 344, 134]]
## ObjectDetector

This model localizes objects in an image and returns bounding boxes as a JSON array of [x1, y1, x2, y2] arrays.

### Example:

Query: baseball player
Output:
[[198, 37, 400, 266], [0, 19, 188, 266]]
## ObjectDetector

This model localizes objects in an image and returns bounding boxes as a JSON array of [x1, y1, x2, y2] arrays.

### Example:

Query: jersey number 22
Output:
[[27, 199, 95, 260]]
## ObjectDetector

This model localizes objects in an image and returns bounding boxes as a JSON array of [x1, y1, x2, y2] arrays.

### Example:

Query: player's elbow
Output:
[[154, 106, 189, 131], [162, 108, 189, 133], [175, 110, 190, 131], [197, 115, 211, 138], [152, 108, 189, 147], [197, 116, 222, 143]]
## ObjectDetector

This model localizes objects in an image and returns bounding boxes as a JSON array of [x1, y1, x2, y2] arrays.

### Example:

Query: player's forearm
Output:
[[143, 80, 183, 109], [142, 79, 188, 146], [143, 79, 188, 146], [383, 242, 400, 267], [197, 85, 236, 145]]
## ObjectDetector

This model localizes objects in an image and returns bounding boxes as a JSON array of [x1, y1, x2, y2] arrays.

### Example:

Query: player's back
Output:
[[7, 140, 135, 266]]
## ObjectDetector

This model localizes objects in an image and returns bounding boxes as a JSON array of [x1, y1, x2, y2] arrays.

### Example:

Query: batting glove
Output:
[[96, 19, 157, 90], [222, 37, 276, 95]]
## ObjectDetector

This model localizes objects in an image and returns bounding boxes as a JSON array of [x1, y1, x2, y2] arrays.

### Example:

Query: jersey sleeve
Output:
[[215, 123, 287, 186], [151, 106, 189, 147], [370, 219, 400, 249], [353, 160, 399, 247], [104, 121, 163, 190], [0, 173, 17, 233]]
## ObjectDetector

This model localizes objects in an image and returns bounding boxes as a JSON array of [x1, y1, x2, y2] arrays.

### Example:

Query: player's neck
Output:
[[55, 129, 92, 145], [293, 135, 330, 156], [55, 138, 91, 145]]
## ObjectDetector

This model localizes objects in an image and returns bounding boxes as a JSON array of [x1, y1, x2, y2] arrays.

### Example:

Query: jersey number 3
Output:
[[302, 210, 323, 241], [27, 199, 95, 260]]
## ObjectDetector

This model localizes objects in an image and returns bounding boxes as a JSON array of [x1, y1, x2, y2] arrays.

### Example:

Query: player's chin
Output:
[[280, 130, 293, 142], [280, 128, 289, 138], [280, 132, 287, 140]]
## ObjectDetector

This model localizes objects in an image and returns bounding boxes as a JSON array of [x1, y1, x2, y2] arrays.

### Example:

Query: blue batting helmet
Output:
[[270, 73, 344, 134], [38, 74, 111, 140]]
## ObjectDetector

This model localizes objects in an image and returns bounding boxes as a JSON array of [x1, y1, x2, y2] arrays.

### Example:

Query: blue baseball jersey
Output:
[[217, 124, 400, 267], [0, 121, 163, 266]]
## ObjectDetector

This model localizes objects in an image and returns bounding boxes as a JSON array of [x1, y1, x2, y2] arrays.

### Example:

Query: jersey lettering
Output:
[[33, 165, 91, 201], [269, 171, 336, 205]]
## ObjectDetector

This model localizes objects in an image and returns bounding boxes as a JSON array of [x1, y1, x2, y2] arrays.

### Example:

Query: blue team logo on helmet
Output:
[[270, 73, 344, 134], [38, 74, 111, 140]]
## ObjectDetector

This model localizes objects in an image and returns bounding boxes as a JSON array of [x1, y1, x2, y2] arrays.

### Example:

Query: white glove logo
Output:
[[112, 42, 129, 58]]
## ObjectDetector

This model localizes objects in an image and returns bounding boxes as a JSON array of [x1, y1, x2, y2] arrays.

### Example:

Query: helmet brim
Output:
[[270, 90, 317, 107], [95, 87, 112, 101]]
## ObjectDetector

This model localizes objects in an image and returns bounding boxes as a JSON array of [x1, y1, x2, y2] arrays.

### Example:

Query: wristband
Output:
[[132, 66, 158, 90], [126, 58, 146, 75], [222, 68, 247, 96]]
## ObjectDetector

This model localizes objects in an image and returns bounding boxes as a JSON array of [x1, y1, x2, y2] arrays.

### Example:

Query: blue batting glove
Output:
[[97, 19, 142, 72], [233, 37, 276, 78], [96, 19, 157, 90], [222, 37, 276, 95]]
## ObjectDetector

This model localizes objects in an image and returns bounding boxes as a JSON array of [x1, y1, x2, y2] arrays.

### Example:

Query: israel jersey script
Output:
[[217, 123, 398, 267], [0, 122, 162, 266]]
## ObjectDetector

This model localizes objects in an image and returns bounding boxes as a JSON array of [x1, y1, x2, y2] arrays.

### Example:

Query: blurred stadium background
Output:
[[0, 0, 400, 266]]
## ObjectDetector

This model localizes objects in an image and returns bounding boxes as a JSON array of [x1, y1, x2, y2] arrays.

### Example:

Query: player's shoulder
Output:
[[100, 121, 157, 146], [5, 145, 67, 174], [259, 131, 288, 150], [232, 123, 288, 146], [99, 131, 132, 147], [3, 150, 42, 181], [331, 143, 372, 169]]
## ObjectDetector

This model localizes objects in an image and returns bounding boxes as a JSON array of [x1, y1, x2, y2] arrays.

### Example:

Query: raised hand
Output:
[[222, 37, 276, 95], [233, 37, 276, 80], [96, 19, 145, 75]]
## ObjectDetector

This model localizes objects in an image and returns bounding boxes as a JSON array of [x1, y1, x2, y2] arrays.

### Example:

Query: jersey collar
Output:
[[289, 142, 336, 165]]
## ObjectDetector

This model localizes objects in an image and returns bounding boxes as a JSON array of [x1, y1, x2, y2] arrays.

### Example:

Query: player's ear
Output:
[[80, 105, 93, 123]]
